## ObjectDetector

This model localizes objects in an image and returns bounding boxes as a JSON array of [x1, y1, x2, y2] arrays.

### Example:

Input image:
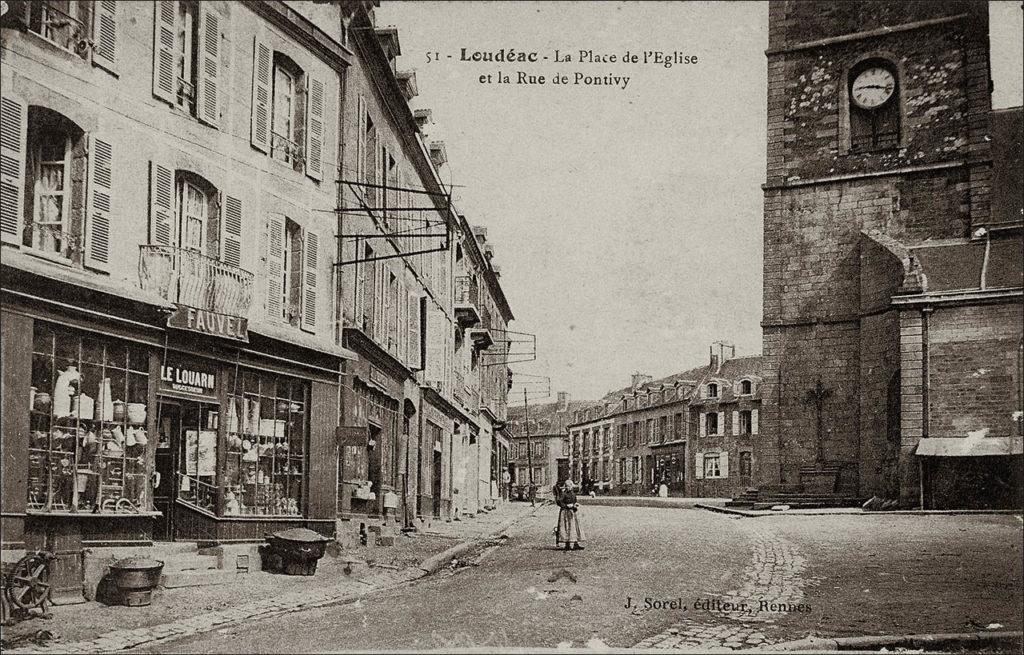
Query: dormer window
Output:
[[707, 383, 719, 399], [740, 380, 752, 395], [849, 59, 900, 152]]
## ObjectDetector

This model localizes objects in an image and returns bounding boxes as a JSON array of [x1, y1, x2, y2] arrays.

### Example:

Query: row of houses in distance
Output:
[[507, 342, 765, 499]]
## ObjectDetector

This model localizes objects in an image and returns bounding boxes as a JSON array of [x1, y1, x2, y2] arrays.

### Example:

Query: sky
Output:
[[377, 1, 1024, 405]]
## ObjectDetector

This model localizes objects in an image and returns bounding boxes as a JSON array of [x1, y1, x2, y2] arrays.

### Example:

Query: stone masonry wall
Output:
[[927, 302, 1024, 439]]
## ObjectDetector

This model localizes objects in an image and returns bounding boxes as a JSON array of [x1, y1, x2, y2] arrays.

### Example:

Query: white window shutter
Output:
[[221, 194, 242, 268], [148, 161, 175, 246], [356, 95, 366, 182], [92, 0, 118, 73], [752, 409, 759, 435], [264, 216, 285, 320], [718, 412, 725, 435], [733, 381, 741, 396], [408, 292, 421, 370], [305, 76, 325, 181], [197, 6, 220, 128], [698, 412, 706, 437], [250, 36, 272, 153], [695, 452, 704, 479], [152, 1, 177, 104], [720, 452, 729, 478], [732, 410, 740, 436], [0, 95, 27, 246], [300, 229, 318, 333], [84, 135, 113, 272]]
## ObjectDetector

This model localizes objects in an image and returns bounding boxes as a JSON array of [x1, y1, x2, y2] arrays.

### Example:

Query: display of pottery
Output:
[[53, 365, 80, 417], [127, 403, 147, 424], [72, 393, 95, 420], [225, 400, 239, 433], [33, 392, 52, 413]]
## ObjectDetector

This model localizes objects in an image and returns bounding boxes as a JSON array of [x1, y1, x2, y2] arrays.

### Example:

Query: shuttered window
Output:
[[153, 2, 218, 125]]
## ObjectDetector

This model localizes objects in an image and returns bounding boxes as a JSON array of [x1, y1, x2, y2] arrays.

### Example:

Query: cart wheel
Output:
[[8, 553, 53, 611]]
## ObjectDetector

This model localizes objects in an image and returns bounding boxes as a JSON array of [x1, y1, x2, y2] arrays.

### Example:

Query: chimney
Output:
[[556, 392, 569, 411], [631, 372, 652, 389], [413, 108, 432, 132], [375, 27, 401, 73], [429, 141, 447, 168], [710, 341, 735, 372]]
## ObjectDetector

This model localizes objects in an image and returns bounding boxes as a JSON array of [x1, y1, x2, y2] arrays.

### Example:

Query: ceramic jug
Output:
[[112, 400, 127, 423]]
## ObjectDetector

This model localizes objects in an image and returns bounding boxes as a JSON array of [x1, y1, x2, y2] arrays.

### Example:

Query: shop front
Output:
[[652, 441, 687, 495], [153, 333, 344, 544], [337, 353, 407, 521]]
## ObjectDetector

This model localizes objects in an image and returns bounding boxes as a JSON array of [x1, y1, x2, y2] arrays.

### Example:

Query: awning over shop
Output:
[[916, 436, 1024, 457]]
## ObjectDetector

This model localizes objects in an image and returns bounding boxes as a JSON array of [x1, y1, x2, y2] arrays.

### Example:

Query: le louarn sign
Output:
[[168, 305, 249, 342]]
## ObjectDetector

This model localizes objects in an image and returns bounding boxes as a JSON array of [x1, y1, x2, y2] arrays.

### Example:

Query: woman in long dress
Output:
[[555, 479, 585, 551]]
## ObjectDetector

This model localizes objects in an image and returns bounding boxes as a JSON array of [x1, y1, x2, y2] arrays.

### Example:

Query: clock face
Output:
[[851, 67, 896, 109]]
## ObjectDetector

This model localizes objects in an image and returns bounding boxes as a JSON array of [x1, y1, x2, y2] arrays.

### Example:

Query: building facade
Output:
[[759, 0, 1022, 507], [567, 345, 765, 498], [0, 0, 515, 586]]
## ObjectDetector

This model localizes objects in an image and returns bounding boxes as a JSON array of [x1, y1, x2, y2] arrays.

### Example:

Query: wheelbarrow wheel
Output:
[[8, 553, 52, 611]]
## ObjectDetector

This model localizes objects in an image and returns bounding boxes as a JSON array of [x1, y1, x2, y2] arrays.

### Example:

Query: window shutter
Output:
[[718, 412, 725, 435], [197, 7, 220, 128], [148, 161, 174, 246], [84, 135, 113, 272], [733, 381, 741, 396], [695, 452, 704, 480], [152, 1, 177, 104], [425, 305, 444, 383], [92, 0, 118, 73], [732, 410, 740, 436], [698, 413, 706, 437], [221, 194, 242, 267], [0, 95, 27, 246], [264, 216, 285, 319], [752, 409, 759, 435], [356, 95, 366, 182], [250, 36, 272, 153], [305, 76, 325, 181], [300, 228, 318, 333], [720, 452, 729, 478], [407, 293, 421, 369]]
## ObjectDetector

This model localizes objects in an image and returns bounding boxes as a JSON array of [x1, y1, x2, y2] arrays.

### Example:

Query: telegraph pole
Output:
[[524, 387, 534, 507]]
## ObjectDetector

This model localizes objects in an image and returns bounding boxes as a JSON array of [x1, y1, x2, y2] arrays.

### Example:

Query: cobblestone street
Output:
[[132, 506, 1022, 652]]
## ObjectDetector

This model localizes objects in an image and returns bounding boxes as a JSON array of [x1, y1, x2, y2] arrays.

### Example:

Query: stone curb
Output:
[[695, 503, 1024, 518], [6, 505, 543, 654], [770, 630, 1023, 651]]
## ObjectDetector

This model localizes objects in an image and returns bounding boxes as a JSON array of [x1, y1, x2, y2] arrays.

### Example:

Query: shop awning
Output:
[[916, 436, 1024, 457], [249, 320, 357, 361]]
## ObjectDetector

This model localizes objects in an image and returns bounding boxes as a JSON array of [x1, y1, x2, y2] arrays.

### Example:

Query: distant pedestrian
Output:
[[555, 479, 585, 551]]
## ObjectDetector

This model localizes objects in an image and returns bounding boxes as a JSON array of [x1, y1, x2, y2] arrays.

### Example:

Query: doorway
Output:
[[431, 449, 442, 518], [154, 398, 219, 540]]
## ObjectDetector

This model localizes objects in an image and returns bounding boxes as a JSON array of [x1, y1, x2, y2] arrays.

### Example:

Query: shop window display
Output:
[[28, 324, 151, 513], [223, 368, 307, 516]]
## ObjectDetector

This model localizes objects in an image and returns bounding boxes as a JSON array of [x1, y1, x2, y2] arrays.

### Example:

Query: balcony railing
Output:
[[26, 222, 82, 259], [271, 132, 305, 166], [29, 2, 87, 55], [453, 276, 481, 328], [139, 245, 254, 317]]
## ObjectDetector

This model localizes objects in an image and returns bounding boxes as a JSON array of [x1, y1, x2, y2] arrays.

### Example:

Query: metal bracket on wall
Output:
[[334, 178, 454, 267], [481, 329, 537, 367]]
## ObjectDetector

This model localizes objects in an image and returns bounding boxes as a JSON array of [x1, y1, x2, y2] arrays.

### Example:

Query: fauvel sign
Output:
[[168, 305, 249, 342]]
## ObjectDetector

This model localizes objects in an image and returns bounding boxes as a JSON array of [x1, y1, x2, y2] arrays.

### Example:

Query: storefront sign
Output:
[[160, 360, 217, 396], [168, 305, 249, 342]]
